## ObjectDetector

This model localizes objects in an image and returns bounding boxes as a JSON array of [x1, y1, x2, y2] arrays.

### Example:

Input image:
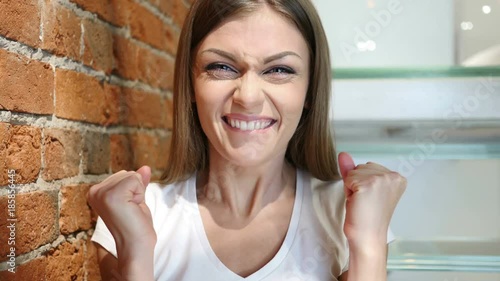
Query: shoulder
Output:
[[299, 170, 350, 277], [301, 170, 346, 211]]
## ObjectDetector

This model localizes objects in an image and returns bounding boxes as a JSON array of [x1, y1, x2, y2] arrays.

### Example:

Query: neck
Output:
[[196, 148, 296, 218]]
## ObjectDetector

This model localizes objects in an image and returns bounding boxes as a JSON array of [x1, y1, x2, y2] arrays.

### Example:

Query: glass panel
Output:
[[313, 0, 500, 78]]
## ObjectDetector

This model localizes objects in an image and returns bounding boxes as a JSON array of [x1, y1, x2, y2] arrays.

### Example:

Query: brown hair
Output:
[[160, 0, 341, 183]]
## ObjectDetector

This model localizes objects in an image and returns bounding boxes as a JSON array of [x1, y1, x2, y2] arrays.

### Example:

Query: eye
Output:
[[265, 66, 296, 76], [205, 63, 238, 79]]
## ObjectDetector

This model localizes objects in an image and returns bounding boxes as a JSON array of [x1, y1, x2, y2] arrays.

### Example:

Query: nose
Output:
[[232, 72, 264, 110]]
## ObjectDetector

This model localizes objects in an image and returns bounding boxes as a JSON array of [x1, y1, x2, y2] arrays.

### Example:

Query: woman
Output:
[[88, 0, 407, 280]]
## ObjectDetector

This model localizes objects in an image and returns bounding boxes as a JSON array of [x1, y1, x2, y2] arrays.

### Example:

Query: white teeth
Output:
[[226, 118, 273, 131]]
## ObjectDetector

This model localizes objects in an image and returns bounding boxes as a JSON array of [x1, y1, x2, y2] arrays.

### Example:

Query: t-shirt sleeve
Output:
[[90, 182, 159, 258], [91, 216, 118, 257], [310, 178, 398, 277]]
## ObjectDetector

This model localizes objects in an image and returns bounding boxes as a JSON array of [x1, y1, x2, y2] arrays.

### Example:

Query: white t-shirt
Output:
[[91, 169, 395, 281]]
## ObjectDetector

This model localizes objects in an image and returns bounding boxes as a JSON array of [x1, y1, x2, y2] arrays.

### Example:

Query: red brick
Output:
[[146, 0, 160, 7], [130, 133, 158, 169], [60, 184, 93, 234], [70, 0, 131, 27], [0, 49, 54, 115], [0, 191, 58, 261], [121, 88, 163, 128], [42, 128, 82, 181], [85, 238, 102, 281], [0, 123, 10, 187], [0, 125, 41, 185], [129, 2, 165, 50], [55, 70, 120, 125], [163, 23, 179, 55], [160, 0, 189, 27], [137, 49, 174, 90], [112, 33, 140, 81], [164, 95, 173, 129], [83, 19, 114, 74], [83, 132, 110, 175], [0, 0, 41, 47], [45, 241, 85, 281], [156, 134, 171, 171], [42, 1, 82, 60], [130, 133, 170, 170], [110, 134, 133, 172], [0, 256, 47, 280]]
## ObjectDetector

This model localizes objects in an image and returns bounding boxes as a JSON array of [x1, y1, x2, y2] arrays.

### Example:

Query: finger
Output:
[[364, 161, 392, 172], [354, 163, 391, 174], [136, 165, 152, 188], [338, 152, 356, 180]]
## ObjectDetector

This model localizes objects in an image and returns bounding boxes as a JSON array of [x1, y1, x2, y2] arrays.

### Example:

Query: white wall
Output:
[[312, 0, 455, 67]]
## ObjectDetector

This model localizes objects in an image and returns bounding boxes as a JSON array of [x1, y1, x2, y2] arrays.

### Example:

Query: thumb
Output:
[[338, 152, 356, 180], [136, 165, 152, 188]]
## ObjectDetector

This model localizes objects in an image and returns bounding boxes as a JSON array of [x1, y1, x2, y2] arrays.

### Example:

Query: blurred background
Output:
[[313, 0, 500, 280]]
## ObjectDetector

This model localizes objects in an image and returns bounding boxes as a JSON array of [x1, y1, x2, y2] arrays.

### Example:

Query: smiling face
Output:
[[192, 4, 310, 168]]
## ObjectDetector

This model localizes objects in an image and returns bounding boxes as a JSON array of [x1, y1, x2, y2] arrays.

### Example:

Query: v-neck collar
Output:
[[188, 169, 304, 280]]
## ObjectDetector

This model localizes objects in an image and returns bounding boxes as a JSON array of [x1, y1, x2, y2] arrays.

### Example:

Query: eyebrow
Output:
[[200, 48, 302, 64]]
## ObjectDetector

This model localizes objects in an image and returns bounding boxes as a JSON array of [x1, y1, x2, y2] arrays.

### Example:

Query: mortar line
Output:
[[0, 36, 171, 95], [58, 0, 177, 60], [0, 111, 170, 135]]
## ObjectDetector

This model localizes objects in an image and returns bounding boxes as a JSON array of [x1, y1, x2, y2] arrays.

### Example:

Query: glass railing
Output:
[[388, 240, 500, 272], [332, 66, 500, 80]]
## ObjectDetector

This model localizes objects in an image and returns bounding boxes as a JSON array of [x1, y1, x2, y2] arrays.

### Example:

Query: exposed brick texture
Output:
[[0, 123, 9, 186], [0, 0, 41, 47], [69, 0, 131, 27], [161, 0, 190, 27], [165, 95, 174, 129], [121, 88, 164, 128], [83, 132, 110, 174], [0, 191, 58, 260], [83, 19, 114, 74], [137, 48, 174, 90], [0, 125, 41, 185], [42, 128, 82, 181], [55, 69, 121, 126], [42, 1, 82, 61], [45, 240, 86, 280], [110, 134, 133, 172], [112, 33, 140, 81], [0, 0, 188, 277], [0, 49, 54, 115], [59, 184, 93, 234]]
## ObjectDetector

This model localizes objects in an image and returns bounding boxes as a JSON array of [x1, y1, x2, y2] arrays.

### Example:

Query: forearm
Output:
[[346, 241, 387, 281], [116, 242, 155, 281]]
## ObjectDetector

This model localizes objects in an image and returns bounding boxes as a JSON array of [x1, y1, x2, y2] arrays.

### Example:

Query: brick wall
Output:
[[0, 0, 190, 280]]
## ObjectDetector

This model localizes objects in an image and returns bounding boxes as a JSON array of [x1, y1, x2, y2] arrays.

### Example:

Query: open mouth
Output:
[[222, 116, 277, 131]]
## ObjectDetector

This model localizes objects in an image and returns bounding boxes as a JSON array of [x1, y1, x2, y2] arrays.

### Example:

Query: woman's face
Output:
[[193, 4, 310, 167]]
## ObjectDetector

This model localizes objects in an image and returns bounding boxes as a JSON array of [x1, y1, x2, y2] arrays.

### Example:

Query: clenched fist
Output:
[[338, 152, 406, 245], [87, 166, 157, 248]]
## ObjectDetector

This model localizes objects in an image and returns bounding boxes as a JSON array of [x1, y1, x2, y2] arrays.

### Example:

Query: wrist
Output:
[[116, 242, 155, 281], [347, 242, 388, 281]]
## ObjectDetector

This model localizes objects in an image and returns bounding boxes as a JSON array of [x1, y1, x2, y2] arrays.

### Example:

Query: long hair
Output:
[[160, 0, 341, 183]]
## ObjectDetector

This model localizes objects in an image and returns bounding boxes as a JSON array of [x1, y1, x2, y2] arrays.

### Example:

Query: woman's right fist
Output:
[[87, 165, 157, 248]]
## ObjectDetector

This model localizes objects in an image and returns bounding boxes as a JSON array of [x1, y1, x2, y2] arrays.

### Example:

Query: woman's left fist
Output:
[[338, 152, 407, 245]]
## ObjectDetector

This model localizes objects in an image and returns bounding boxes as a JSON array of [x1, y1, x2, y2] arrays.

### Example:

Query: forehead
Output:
[[195, 5, 309, 61]]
